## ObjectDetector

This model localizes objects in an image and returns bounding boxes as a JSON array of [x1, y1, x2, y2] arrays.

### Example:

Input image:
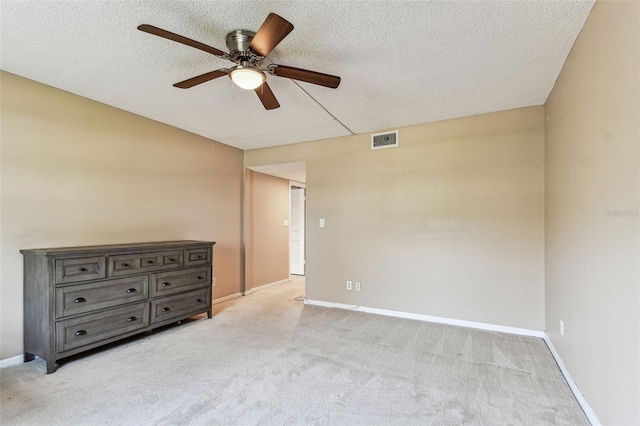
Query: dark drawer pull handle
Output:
[[168, 258, 175, 262], [147, 260, 154, 264], [195, 276, 203, 280], [73, 297, 86, 303], [126, 288, 137, 293], [196, 298, 203, 303], [75, 330, 87, 336], [127, 316, 137, 322], [79, 267, 87, 272], [161, 307, 170, 312], [122, 263, 129, 267], [162, 282, 170, 287], [196, 255, 202, 259]]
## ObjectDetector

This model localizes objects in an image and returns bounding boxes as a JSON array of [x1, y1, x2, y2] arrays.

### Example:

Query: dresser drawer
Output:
[[150, 267, 210, 297], [56, 302, 150, 353], [108, 250, 183, 277], [151, 288, 210, 324], [185, 247, 211, 266], [55, 257, 106, 284], [55, 275, 149, 319]]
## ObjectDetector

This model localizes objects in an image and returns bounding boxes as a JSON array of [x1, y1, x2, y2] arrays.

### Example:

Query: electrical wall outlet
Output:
[[212, 277, 216, 286], [355, 282, 361, 291], [346, 281, 352, 290], [560, 319, 564, 336]]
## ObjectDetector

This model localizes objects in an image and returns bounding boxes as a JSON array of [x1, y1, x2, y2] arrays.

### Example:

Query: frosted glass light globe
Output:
[[230, 67, 265, 90]]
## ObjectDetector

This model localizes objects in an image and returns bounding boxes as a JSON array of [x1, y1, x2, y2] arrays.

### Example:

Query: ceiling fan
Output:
[[138, 13, 341, 110]]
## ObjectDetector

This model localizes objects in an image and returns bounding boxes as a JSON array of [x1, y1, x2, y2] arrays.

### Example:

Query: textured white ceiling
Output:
[[0, 1, 593, 150]]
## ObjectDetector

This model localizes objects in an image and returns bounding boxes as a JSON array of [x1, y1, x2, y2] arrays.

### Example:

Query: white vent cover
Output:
[[371, 131, 398, 150]]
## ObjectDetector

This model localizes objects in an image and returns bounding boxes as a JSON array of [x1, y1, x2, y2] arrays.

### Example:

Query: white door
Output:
[[290, 187, 305, 275]]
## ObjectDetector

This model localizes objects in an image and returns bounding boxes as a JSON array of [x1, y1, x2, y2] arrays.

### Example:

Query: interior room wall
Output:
[[245, 170, 290, 291], [0, 71, 244, 360], [245, 106, 545, 330], [544, 1, 640, 424]]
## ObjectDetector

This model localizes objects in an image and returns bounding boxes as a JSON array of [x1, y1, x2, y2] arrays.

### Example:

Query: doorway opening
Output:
[[245, 161, 306, 297]]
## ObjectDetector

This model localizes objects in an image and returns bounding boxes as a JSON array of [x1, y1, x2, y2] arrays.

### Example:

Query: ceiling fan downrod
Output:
[[225, 29, 263, 65]]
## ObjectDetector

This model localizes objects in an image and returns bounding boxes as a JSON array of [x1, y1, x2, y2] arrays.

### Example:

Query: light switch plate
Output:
[[319, 218, 325, 228], [283, 220, 289, 227]]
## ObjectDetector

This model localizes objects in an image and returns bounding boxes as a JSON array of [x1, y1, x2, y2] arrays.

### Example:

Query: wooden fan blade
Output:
[[272, 65, 341, 88], [173, 70, 228, 89], [254, 82, 280, 110], [138, 24, 226, 57], [249, 13, 294, 57]]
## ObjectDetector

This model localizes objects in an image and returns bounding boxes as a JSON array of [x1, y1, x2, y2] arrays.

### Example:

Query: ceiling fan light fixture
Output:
[[230, 66, 265, 90], [139, 13, 340, 111]]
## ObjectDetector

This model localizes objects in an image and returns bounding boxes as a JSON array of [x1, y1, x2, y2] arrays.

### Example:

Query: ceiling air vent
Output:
[[371, 131, 398, 150]]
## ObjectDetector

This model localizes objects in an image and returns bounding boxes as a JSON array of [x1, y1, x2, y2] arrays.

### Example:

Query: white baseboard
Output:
[[0, 354, 24, 369], [1, 294, 600, 425], [243, 278, 290, 296], [304, 298, 598, 425], [542, 335, 601, 426], [304, 299, 545, 338], [212, 292, 243, 305]]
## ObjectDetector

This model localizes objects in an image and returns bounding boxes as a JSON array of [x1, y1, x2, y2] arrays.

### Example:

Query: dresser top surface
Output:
[[21, 240, 215, 256]]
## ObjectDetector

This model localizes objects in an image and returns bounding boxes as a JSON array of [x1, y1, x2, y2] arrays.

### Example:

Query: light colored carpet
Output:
[[1, 279, 588, 425]]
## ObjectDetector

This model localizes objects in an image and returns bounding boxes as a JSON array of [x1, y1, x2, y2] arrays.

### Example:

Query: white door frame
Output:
[[289, 182, 306, 275]]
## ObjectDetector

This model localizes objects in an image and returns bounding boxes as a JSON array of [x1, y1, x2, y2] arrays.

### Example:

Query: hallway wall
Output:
[[245, 170, 290, 291]]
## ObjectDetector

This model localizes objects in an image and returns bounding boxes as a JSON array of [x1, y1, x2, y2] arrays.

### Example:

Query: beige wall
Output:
[[245, 170, 290, 290], [0, 72, 244, 359], [544, 1, 640, 424], [246, 106, 545, 330]]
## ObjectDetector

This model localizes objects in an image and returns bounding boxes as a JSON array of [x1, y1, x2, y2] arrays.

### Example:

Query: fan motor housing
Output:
[[226, 30, 256, 61]]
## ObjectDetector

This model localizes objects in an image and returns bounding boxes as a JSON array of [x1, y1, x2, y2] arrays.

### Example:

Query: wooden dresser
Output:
[[21, 240, 215, 373]]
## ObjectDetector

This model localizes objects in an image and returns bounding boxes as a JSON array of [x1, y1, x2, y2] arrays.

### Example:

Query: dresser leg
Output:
[[46, 358, 56, 374], [207, 308, 212, 319], [24, 352, 35, 363]]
